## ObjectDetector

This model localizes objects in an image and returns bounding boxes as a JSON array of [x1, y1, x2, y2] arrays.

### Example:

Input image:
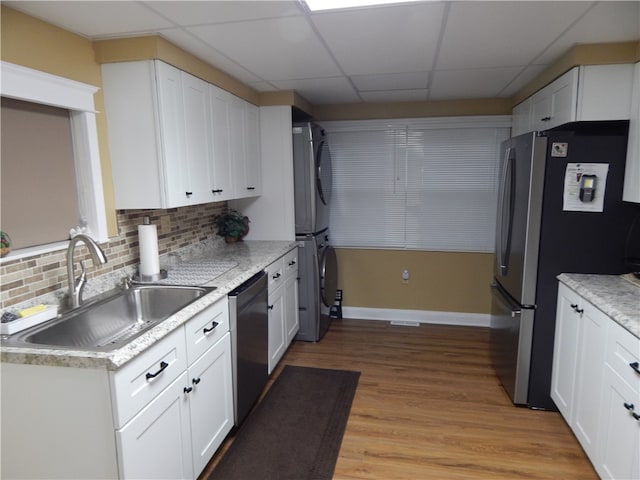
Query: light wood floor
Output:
[[202, 319, 597, 479]]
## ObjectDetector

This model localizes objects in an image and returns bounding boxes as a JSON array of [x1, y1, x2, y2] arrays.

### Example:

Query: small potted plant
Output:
[[215, 210, 250, 243]]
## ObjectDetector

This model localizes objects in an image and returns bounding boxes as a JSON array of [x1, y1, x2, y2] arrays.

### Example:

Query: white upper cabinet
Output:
[[623, 62, 640, 203], [511, 64, 634, 137], [230, 97, 262, 199], [209, 85, 235, 202], [103, 60, 199, 209], [102, 59, 262, 209]]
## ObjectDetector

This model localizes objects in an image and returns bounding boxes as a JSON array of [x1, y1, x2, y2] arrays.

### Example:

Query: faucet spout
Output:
[[67, 234, 108, 308]]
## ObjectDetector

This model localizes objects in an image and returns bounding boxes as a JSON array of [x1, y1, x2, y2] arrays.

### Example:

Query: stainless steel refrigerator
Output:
[[292, 122, 338, 342], [490, 121, 639, 410]]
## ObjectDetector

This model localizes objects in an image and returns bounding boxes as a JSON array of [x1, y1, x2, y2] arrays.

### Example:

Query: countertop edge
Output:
[[1, 241, 298, 370], [557, 273, 640, 339]]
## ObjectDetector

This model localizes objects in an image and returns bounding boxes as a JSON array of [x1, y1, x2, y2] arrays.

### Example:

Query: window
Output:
[[0, 61, 108, 259], [1, 98, 80, 249], [322, 116, 511, 252]]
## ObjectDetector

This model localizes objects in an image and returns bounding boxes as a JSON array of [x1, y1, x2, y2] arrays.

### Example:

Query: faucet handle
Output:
[[122, 275, 133, 289]]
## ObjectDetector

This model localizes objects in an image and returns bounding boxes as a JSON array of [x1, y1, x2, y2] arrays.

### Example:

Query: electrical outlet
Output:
[[402, 269, 409, 284]]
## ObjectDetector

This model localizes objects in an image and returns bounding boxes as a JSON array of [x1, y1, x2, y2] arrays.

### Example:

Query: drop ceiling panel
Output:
[[5, 1, 173, 38], [534, 2, 640, 65], [188, 16, 342, 81], [430, 66, 524, 100], [270, 76, 360, 104], [498, 64, 548, 98], [311, 3, 445, 75], [159, 29, 264, 85], [351, 71, 429, 91], [144, 0, 302, 26], [436, 1, 593, 70]]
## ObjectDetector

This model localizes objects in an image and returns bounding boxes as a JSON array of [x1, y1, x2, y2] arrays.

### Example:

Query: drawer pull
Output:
[[185, 192, 193, 197], [184, 386, 193, 394], [203, 321, 219, 334], [633, 412, 640, 421], [630, 361, 640, 375], [211, 189, 223, 193], [145, 361, 169, 380], [272, 273, 281, 280], [624, 402, 635, 411], [540, 116, 551, 122], [192, 377, 201, 385], [288, 260, 296, 266], [268, 305, 274, 310], [247, 186, 256, 190]]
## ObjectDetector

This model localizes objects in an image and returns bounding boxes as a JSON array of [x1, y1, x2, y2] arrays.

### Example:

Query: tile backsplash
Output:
[[0, 203, 226, 312]]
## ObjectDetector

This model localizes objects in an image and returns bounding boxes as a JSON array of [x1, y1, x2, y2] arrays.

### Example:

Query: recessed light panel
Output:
[[304, 0, 423, 12]]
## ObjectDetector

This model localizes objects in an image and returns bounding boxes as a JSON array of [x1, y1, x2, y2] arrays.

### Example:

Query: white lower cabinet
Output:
[[571, 299, 608, 460], [0, 298, 233, 480], [552, 282, 640, 479], [266, 248, 299, 374], [596, 319, 640, 480], [116, 372, 193, 480], [116, 300, 233, 480], [187, 333, 234, 475]]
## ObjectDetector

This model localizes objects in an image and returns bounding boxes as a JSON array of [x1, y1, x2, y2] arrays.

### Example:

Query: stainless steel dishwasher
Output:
[[228, 271, 268, 426]]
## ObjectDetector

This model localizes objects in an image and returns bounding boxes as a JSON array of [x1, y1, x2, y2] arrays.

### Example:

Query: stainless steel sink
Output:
[[3, 284, 215, 352]]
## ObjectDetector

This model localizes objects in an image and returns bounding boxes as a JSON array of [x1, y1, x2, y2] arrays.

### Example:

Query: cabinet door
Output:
[[531, 68, 578, 131], [531, 89, 552, 132], [244, 103, 262, 196], [572, 300, 608, 459], [548, 68, 578, 129], [181, 72, 212, 205], [155, 61, 189, 208], [229, 95, 248, 198], [210, 85, 234, 201], [551, 283, 582, 421], [597, 364, 640, 480], [284, 274, 299, 345], [268, 288, 286, 374], [188, 333, 234, 477], [511, 98, 532, 136], [116, 371, 193, 480], [623, 62, 640, 203]]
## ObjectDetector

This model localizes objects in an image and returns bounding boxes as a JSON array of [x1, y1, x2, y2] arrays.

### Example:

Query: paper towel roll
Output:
[[138, 224, 160, 277]]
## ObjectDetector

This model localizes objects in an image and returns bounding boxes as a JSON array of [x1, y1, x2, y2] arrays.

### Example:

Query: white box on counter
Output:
[[1, 305, 58, 335]]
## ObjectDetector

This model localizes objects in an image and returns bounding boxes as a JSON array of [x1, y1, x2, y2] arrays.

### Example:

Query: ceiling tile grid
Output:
[[4, 0, 639, 105]]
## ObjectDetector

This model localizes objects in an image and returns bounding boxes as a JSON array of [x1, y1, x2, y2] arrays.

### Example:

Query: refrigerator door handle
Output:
[[497, 148, 516, 275], [491, 281, 521, 313]]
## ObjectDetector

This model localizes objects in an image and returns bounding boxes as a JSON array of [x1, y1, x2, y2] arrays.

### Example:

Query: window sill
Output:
[[0, 241, 70, 264]]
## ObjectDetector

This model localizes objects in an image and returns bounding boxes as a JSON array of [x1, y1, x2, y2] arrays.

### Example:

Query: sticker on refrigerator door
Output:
[[551, 142, 568, 157], [562, 163, 609, 212]]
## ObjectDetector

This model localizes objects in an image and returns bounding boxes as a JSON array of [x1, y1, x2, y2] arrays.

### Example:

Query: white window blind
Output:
[[322, 117, 511, 252]]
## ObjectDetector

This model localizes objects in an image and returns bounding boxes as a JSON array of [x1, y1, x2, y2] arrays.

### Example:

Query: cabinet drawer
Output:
[[110, 327, 187, 428], [266, 257, 284, 290], [283, 249, 298, 279], [606, 319, 640, 392], [184, 298, 229, 365]]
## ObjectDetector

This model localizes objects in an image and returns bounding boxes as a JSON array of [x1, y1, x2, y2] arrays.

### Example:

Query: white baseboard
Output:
[[341, 306, 491, 328]]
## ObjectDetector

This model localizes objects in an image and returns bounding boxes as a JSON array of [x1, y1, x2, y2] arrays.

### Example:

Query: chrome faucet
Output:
[[67, 234, 108, 308]]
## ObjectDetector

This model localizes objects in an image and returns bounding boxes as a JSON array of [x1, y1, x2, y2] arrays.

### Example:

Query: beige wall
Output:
[[337, 249, 494, 314], [1, 6, 118, 237]]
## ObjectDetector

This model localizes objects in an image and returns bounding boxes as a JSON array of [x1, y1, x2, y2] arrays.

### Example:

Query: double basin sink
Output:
[[2, 284, 215, 352]]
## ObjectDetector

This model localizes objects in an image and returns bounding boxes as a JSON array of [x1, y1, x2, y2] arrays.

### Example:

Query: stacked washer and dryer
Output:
[[292, 122, 338, 342]]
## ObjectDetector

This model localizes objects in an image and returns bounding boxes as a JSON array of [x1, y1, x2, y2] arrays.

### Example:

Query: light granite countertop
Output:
[[557, 273, 640, 339], [0, 240, 297, 370]]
